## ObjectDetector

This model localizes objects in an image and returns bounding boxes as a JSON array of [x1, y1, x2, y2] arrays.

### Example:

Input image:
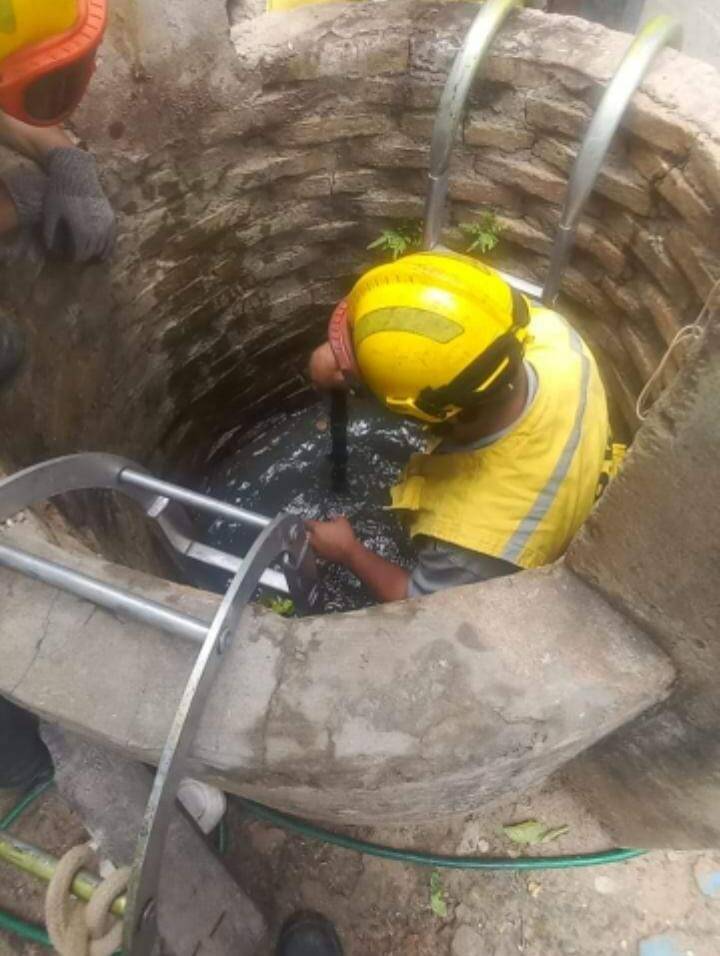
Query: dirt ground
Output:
[[2, 770, 719, 956]]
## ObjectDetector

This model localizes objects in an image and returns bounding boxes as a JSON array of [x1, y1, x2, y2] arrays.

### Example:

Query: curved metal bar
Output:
[[122, 513, 308, 956], [423, 0, 525, 250], [0, 453, 156, 523], [542, 15, 683, 305]]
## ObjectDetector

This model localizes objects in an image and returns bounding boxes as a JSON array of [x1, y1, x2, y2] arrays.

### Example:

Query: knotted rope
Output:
[[45, 844, 129, 956]]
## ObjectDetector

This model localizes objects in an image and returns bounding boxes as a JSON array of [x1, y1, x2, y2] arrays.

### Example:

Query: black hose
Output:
[[329, 389, 349, 492]]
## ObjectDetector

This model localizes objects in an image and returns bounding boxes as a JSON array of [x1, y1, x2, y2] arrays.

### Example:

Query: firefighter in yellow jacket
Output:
[[307, 252, 610, 603]]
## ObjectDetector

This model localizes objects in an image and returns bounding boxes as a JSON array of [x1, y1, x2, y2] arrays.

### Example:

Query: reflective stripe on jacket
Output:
[[389, 308, 610, 570]]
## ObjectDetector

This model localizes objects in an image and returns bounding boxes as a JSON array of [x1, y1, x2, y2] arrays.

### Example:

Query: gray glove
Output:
[[43, 147, 116, 263], [2, 167, 47, 229]]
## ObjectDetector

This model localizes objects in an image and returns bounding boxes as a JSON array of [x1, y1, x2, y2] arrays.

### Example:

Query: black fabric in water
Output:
[[198, 397, 424, 612]]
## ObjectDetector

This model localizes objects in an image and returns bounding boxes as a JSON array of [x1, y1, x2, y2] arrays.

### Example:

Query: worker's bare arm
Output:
[[0, 111, 72, 166], [345, 543, 410, 603], [305, 517, 410, 603]]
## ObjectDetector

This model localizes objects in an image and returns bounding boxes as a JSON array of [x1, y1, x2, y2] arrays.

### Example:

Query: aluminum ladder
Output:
[[423, 0, 682, 305], [0, 453, 319, 956]]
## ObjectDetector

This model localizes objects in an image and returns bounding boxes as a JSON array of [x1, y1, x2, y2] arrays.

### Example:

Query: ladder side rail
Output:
[[542, 15, 683, 306]]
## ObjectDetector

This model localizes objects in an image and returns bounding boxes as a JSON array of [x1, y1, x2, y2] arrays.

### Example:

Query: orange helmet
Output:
[[0, 0, 107, 126]]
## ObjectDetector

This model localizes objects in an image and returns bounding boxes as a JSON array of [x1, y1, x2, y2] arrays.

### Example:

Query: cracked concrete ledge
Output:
[[0, 525, 673, 828]]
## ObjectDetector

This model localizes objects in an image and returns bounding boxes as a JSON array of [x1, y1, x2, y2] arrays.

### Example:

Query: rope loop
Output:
[[636, 277, 720, 422], [45, 843, 129, 956]]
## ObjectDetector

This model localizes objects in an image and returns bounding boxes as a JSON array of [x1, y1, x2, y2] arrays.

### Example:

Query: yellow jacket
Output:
[[389, 309, 609, 569]]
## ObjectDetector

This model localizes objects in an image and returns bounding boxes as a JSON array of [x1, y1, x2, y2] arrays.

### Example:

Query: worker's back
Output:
[[390, 309, 610, 569]]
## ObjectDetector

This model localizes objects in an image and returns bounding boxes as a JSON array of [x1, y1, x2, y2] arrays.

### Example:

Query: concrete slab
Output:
[[0, 524, 674, 828], [567, 319, 720, 847]]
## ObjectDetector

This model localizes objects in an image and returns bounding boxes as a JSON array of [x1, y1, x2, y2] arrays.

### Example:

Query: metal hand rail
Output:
[[542, 15, 683, 305], [423, 0, 525, 251], [0, 453, 305, 602], [123, 512, 308, 956]]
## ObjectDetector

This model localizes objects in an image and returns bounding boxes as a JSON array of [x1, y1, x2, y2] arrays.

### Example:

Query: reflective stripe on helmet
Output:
[[0, 2, 16, 34], [354, 308, 464, 348]]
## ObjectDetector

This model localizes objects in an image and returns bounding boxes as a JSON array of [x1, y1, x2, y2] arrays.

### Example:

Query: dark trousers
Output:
[[0, 696, 52, 789]]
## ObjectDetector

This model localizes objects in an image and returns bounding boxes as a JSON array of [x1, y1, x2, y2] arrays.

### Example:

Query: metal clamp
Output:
[[541, 15, 683, 305]]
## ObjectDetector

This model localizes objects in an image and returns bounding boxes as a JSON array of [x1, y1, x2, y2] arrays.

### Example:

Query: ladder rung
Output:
[[0, 544, 209, 643], [120, 469, 270, 531]]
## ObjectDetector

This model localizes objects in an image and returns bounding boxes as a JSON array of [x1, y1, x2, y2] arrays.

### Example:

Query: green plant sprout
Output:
[[259, 595, 295, 617], [429, 870, 448, 919], [367, 220, 423, 260], [368, 213, 501, 262], [460, 212, 502, 255]]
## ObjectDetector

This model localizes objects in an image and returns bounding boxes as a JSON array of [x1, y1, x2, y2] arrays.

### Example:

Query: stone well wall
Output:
[[1, 0, 720, 839], [0, 0, 719, 548]]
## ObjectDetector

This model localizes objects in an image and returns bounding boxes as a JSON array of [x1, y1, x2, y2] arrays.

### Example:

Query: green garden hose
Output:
[[0, 778, 56, 947], [0, 777, 645, 950], [0, 778, 54, 831], [0, 910, 51, 948], [238, 799, 645, 871]]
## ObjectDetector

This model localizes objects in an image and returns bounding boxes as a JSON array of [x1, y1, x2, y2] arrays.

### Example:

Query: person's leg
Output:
[[275, 912, 343, 956], [0, 696, 53, 790]]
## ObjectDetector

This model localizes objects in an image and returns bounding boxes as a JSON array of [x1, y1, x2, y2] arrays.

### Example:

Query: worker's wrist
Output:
[[343, 538, 368, 572], [37, 130, 77, 167]]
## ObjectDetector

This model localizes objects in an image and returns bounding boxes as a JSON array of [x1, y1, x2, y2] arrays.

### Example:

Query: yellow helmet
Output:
[[0, 1, 107, 126], [346, 252, 531, 423]]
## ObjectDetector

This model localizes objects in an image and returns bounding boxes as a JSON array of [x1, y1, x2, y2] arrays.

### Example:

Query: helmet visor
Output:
[[21, 52, 95, 123], [0, 0, 106, 126]]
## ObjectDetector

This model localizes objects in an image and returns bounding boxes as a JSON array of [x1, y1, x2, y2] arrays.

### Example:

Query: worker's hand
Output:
[[43, 147, 116, 263], [305, 517, 360, 565], [1, 167, 47, 231], [309, 342, 346, 391]]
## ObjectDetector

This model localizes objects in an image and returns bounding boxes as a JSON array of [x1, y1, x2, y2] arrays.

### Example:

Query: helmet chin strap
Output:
[[414, 333, 525, 421], [413, 289, 530, 422]]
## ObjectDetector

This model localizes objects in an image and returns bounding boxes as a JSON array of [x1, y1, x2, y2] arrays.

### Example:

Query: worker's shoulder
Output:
[[526, 307, 605, 415], [527, 306, 597, 365]]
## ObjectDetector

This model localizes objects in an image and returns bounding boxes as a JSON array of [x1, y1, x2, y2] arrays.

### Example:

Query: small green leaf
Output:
[[460, 213, 502, 257], [367, 221, 423, 260], [259, 595, 295, 617], [429, 870, 448, 918], [502, 819, 570, 846]]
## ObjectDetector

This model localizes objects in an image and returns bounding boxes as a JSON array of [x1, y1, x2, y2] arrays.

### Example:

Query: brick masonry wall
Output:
[[1, 0, 719, 488]]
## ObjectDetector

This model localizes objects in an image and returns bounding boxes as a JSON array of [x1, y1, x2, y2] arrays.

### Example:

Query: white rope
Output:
[[45, 843, 129, 956], [636, 277, 720, 422]]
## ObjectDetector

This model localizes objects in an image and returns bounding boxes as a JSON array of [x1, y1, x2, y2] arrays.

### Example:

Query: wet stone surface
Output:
[[199, 397, 425, 611]]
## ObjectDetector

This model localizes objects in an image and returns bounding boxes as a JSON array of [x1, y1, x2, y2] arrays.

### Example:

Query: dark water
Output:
[[198, 397, 425, 611]]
